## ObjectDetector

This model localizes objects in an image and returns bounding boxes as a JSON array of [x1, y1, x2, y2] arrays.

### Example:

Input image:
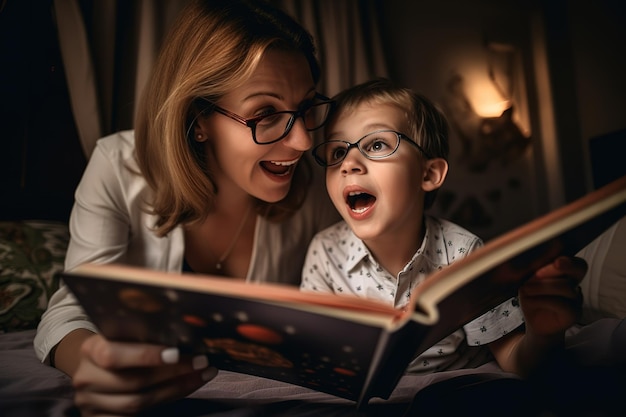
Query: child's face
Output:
[[324, 102, 429, 243]]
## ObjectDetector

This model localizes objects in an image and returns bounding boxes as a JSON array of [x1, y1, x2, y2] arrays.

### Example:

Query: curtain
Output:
[[53, 0, 388, 158], [53, 0, 102, 158], [275, 0, 388, 96]]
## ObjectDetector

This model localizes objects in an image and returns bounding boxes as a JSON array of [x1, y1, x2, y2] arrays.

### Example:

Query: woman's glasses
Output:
[[312, 129, 432, 167], [201, 93, 335, 145]]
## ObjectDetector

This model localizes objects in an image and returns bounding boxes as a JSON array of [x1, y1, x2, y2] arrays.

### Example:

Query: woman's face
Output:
[[197, 49, 316, 203]]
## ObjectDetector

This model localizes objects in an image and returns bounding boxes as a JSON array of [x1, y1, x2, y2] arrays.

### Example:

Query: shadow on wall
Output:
[[589, 129, 626, 189]]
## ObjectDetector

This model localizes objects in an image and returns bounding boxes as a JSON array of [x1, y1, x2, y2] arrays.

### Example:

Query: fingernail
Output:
[[201, 366, 218, 382], [192, 355, 209, 370], [161, 347, 180, 364]]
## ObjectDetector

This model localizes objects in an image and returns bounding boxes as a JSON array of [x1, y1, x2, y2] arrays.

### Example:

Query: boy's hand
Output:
[[518, 256, 586, 337]]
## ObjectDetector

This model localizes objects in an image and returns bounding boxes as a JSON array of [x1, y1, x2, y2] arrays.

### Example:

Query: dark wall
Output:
[[378, 0, 626, 238], [543, 0, 626, 200], [0, 0, 86, 222]]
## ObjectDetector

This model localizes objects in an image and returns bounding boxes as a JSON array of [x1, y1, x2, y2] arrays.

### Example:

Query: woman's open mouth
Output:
[[260, 158, 299, 177]]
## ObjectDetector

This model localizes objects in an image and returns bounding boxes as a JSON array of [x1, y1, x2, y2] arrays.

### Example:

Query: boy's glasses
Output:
[[312, 129, 432, 167], [201, 93, 335, 145]]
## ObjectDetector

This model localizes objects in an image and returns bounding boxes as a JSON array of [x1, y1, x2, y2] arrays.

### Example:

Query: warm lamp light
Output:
[[443, 41, 532, 173], [463, 73, 511, 117], [473, 100, 511, 118]]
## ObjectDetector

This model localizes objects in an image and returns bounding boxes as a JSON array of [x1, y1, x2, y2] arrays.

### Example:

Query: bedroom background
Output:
[[0, 6, 624, 416], [1, 0, 625, 238]]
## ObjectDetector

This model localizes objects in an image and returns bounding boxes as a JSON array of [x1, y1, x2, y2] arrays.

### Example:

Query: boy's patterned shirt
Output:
[[301, 215, 524, 373]]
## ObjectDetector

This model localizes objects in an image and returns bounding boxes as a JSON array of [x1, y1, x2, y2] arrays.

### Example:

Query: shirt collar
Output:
[[341, 227, 374, 272], [341, 216, 448, 274], [418, 216, 451, 267]]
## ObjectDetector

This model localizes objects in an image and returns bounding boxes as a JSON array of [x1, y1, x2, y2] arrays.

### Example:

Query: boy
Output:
[[301, 78, 584, 377]]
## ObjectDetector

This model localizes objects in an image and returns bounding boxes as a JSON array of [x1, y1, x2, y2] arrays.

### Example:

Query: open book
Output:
[[61, 175, 626, 408]]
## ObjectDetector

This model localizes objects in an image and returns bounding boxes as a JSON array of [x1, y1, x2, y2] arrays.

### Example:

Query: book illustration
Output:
[[69, 277, 387, 400]]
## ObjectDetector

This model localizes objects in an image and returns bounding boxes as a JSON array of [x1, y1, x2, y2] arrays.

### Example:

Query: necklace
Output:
[[215, 205, 252, 270]]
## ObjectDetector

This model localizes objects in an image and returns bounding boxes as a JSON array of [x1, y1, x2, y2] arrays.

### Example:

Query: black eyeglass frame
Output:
[[201, 93, 335, 145], [312, 129, 433, 167]]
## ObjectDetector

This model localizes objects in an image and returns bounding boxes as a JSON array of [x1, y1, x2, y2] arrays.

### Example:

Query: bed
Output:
[[1, 220, 625, 417]]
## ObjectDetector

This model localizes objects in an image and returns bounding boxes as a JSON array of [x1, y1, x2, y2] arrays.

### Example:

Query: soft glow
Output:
[[463, 73, 511, 117], [474, 100, 511, 118]]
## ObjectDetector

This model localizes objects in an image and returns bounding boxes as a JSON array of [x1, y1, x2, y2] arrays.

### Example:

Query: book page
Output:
[[403, 175, 626, 354]]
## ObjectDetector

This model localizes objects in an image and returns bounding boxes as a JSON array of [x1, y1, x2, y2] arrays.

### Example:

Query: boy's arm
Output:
[[488, 256, 586, 376], [488, 327, 564, 377]]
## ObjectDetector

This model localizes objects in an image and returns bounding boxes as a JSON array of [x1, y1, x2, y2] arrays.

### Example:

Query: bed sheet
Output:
[[3, 320, 625, 417], [0, 329, 505, 417]]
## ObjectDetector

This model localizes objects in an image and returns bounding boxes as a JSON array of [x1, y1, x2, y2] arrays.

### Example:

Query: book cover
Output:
[[63, 266, 400, 402]]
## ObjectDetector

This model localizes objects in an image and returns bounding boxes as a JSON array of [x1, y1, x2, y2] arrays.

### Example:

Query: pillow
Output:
[[0, 221, 69, 333], [577, 216, 626, 324]]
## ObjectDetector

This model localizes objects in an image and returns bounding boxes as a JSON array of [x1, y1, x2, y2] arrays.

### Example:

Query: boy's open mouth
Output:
[[346, 191, 376, 214]]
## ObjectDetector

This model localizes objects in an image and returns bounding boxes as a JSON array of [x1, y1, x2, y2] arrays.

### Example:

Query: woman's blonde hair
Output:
[[135, 0, 321, 236], [325, 78, 449, 209]]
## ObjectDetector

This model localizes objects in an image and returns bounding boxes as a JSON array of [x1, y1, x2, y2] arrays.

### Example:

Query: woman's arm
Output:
[[35, 134, 136, 364], [36, 133, 217, 416], [52, 328, 95, 376]]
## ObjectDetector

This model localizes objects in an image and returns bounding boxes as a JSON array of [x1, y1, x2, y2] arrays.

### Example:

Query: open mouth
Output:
[[260, 158, 299, 176], [346, 191, 376, 214]]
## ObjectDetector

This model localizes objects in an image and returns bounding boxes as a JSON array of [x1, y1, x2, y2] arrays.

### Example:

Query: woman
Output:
[[35, 0, 339, 414]]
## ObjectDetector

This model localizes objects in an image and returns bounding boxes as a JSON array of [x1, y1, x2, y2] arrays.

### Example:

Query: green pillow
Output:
[[0, 221, 69, 333]]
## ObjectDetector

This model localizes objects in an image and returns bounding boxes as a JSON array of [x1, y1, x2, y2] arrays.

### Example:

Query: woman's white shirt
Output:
[[34, 130, 339, 362]]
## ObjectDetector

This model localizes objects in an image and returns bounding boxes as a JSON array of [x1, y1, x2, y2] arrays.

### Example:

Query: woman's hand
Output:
[[71, 334, 217, 416], [519, 255, 587, 337]]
